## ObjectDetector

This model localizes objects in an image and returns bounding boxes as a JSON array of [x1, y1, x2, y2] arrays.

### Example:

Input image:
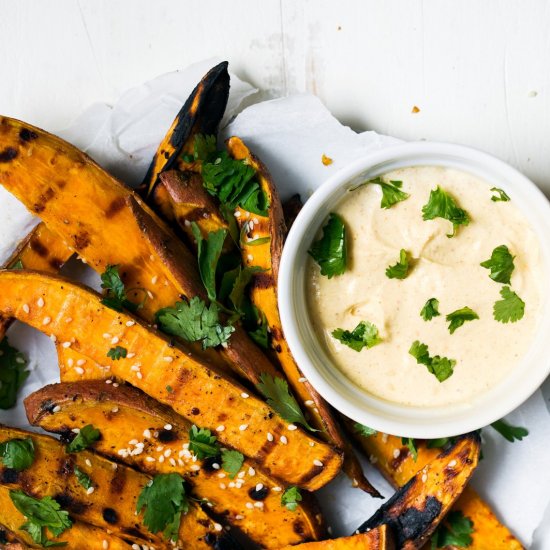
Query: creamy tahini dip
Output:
[[307, 166, 544, 407]]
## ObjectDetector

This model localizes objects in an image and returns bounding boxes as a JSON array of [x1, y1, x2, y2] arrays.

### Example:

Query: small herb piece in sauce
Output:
[[421, 186, 470, 238], [385, 249, 411, 280], [188, 426, 219, 460], [490, 187, 511, 202], [100, 265, 140, 313], [354, 423, 377, 437], [493, 286, 525, 323], [409, 341, 456, 382], [136, 473, 188, 541], [308, 213, 347, 278], [446, 307, 479, 334], [332, 321, 382, 352], [365, 177, 410, 209], [107, 346, 127, 361], [480, 245, 515, 285], [0, 337, 30, 410], [66, 425, 100, 453], [490, 419, 529, 442], [221, 449, 244, 479], [420, 298, 440, 321], [281, 486, 302, 512], [74, 466, 93, 490], [431, 510, 474, 548], [257, 373, 315, 432], [401, 437, 418, 461], [0, 438, 35, 470], [192, 223, 227, 301]]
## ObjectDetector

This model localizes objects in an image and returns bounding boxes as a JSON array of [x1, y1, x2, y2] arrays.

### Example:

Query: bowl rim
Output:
[[278, 141, 550, 438]]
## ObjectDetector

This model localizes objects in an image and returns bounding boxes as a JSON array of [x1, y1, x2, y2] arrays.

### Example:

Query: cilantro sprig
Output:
[[192, 223, 227, 301], [0, 437, 35, 470], [490, 419, 528, 442], [422, 186, 470, 237], [493, 286, 525, 323], [401, 437, 418, 461], [409, 341, 456, 382], [0, 338, 30, 410], [354, 423, 377, 437], [420, 298, 440, 321], [431, 511, 474, 548], [480, 245, 515, 285], [308, 213, 347, 278], [363, 177, 410, 209], [446, 307, 479, 334], [107, 346, 127, 360], [221, 450, 244, 479], [490, 187, 510, 202], [100, 265, 141, 313], [281, 486, 302, 512], [332, 321, 382, 352], [188, 426, 219, 460], [74, 466, 93, 490], [385, 249, 411, 280], [66, 425, 100, 453]]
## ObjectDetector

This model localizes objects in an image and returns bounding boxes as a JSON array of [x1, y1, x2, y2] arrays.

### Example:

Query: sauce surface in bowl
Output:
[[307, 166, 544, 407]]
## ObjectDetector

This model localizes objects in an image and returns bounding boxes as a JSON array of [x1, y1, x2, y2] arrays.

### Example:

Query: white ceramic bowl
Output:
[[279, 142, 550, 439]]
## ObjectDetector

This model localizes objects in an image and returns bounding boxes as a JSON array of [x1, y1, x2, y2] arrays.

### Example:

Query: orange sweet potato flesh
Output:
[[357, 434, 480, 550], [25, 381, 326, 548], [225, 136, 380, 497], [0, 425, 225, 548], [0, 115, 281, 392], [279, 525, 394, 550], [0, 270, 342, 490], [350, 428, 523, 549]]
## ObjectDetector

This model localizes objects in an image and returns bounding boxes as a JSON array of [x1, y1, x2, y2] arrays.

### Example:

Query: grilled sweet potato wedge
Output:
[[0, 270, 342, 490], [279, 525, 394, 550], [225, 136, 380, 496], [0, 426, 230, 548], [26, 381, 326, 548], [350, 429, 522, 550], [356, 434, 481, 550]]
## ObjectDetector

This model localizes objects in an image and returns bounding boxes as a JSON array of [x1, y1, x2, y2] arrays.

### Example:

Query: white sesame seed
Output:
[[129, 439, 139, 445], [245, 211, 250, 218], [145, 456, 156, 463], [62, 341, 71, 348], [52, 405, 61, 413], [241, 392, 249, 399], [216, 425, 225, 432], [214, 523, 223, 532], [422, 473, 428, 483], [228, 482, 235, 488], [71, 428, 80, 434], [74, 367, 84, 375], [164, 449, 172, 458], [267, 432, 274, 442], [245, 502, 254, 509], [126, 320, 135, 327], [190, 465, 200, 471], [105, 379, 112, 384], [235, 514, 244, 520], [305, 400, 314, 406], [272, 486, 282, 492], [67, 358, 74, 367], [169, 458, 176, 467], [151, 276, 158, 285], [255, 483, 263, 492], [37, 297, 44, 307], [280, 436, 288, 445], [112, 382, 119, 387], [393, 449, 400, 459], [22, 304, 30, 314], [309, 442, 315, 447], [156, 446, 164, 452], [143, 429, 151, 439], [126, 352, 135, 359], [381, 433, 389, 443], [218, 472, 226, 478], [102, 540, 109, 549], [287, 424, 297, 431], [132, 545, 140, 550], [131, 365, 140, 372], [103, 333, 111, 339], [238, 471, 245, 479], [76, 359, 86, 366], [85, 459, 92, 467], [313, 459, 323, 467], [164, 424, 172, 431], [50, 334, 57, 343], [147, 290, 154, 300], [42, 316, 51, 325], [65, 317, 72, 323], [254, 502, 264, 509], [448, 460, 457, 468], [111, 336, 120, 345], [234, 211, 241, 218], [87, 487, 95, 495], [219, 482, 226, 489], [163, 356, 173, 363], [183, 219, 191, 227], [247, 254, 253, 261], [298, 377, 307, 383], [178, 459, 184, 467], [248, 467, 256, 476], [136, 372, 143, 379], [111, 407, 119, 413], [212, 463, 220, 470], [158, 455, 165, 463], [252, 217, 259, 224]]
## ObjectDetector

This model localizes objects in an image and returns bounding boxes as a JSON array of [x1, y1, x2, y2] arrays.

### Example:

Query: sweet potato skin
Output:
[[25, 381, 326, 548], [0, 270, 342, 490]]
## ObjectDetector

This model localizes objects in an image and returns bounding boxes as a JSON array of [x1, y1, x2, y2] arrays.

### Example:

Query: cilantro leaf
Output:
[[74, 466, 93, 490], [420, 298, 440, 321], [401, 437, 418, 461], [446, 307, 479, 334], [368, 177, 410, 209], [10, 490, 72, 545], [192, 223, 227, 301], [0, 337, 30, 410], [193, 134, 217, 162], [221, 449, 244, 479], [426, 437, 455, 449], [66, 425, 100, 453], [490, 419, 528, 442], [281, 486, 302, 512], [100, 265, 139, 312], [257, 373, 315, 431], [431, 511, 474, 548], [409, 341, 456, 382], [107, 346, 127, 361], [480, 245, 515, 284], [228, 266, 263, 314], [308, 213, 347, 278], [422, 186, 470, 237], [354, 423, 377, 437], [332, 321, 382, 352], [385, 249, 411, 279], [491, 187, 510, 202], [156, 297, 234, 349], [247, 308, 269, 350], [136, 473, 188, 541], [493, 286, 525, 323], [0, 438, 34, 470], [188, 426, 219, 459], [9, 259, 24, 270]]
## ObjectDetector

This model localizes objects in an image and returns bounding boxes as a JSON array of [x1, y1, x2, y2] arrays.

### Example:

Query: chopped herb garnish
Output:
[[156, 297, 234, 350], [421, 298, 440, 321], [166, 385, 173, 393], [493, 286, 525, 323], [422, 186, 470, 237], [385, 249, 411, 279], [10, 490, 72, 547], [480, 245, 515, 284], [100, 265, 139, 312], [227, 266, 263, 314], [354, 423, 377, 437], [136, 473, 188, 541], [332, 321, 382, 352], [107, 346, 127, 360], [490, 187, 510, 202], [188, 426, 219, 459], [308, 213, 347, 278], [74, 466, 93, 490], [192, 223, 227, 301], [221, 449, 244, 479], [247, 308, 269, 349], [446, 307, 479, 334], [363, 177, 410, 209], [490, 419, 528, 442], [409, 341, 456, 382], [9, 259, 24, 270], [257, 373, 315, 431], [193, 134, 217, 161], [66, 425, 100, 453], [281, 486, 302, 512], [0, 337, 30, 410], [401, 437, 418, 461], [0, 437, 35, 470], [431, 511, 474, 548], [244, 236, 271, 247]]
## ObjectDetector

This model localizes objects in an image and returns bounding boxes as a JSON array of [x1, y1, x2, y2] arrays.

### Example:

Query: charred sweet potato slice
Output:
[[279, 525, 394, 550], [349, 428, 523, 549], [356, 434, 480, 550], [0, 270, 342, 490], [225, 136, 379, 496], [0, 425, 228, 548], [25, 381, 326, 548]]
